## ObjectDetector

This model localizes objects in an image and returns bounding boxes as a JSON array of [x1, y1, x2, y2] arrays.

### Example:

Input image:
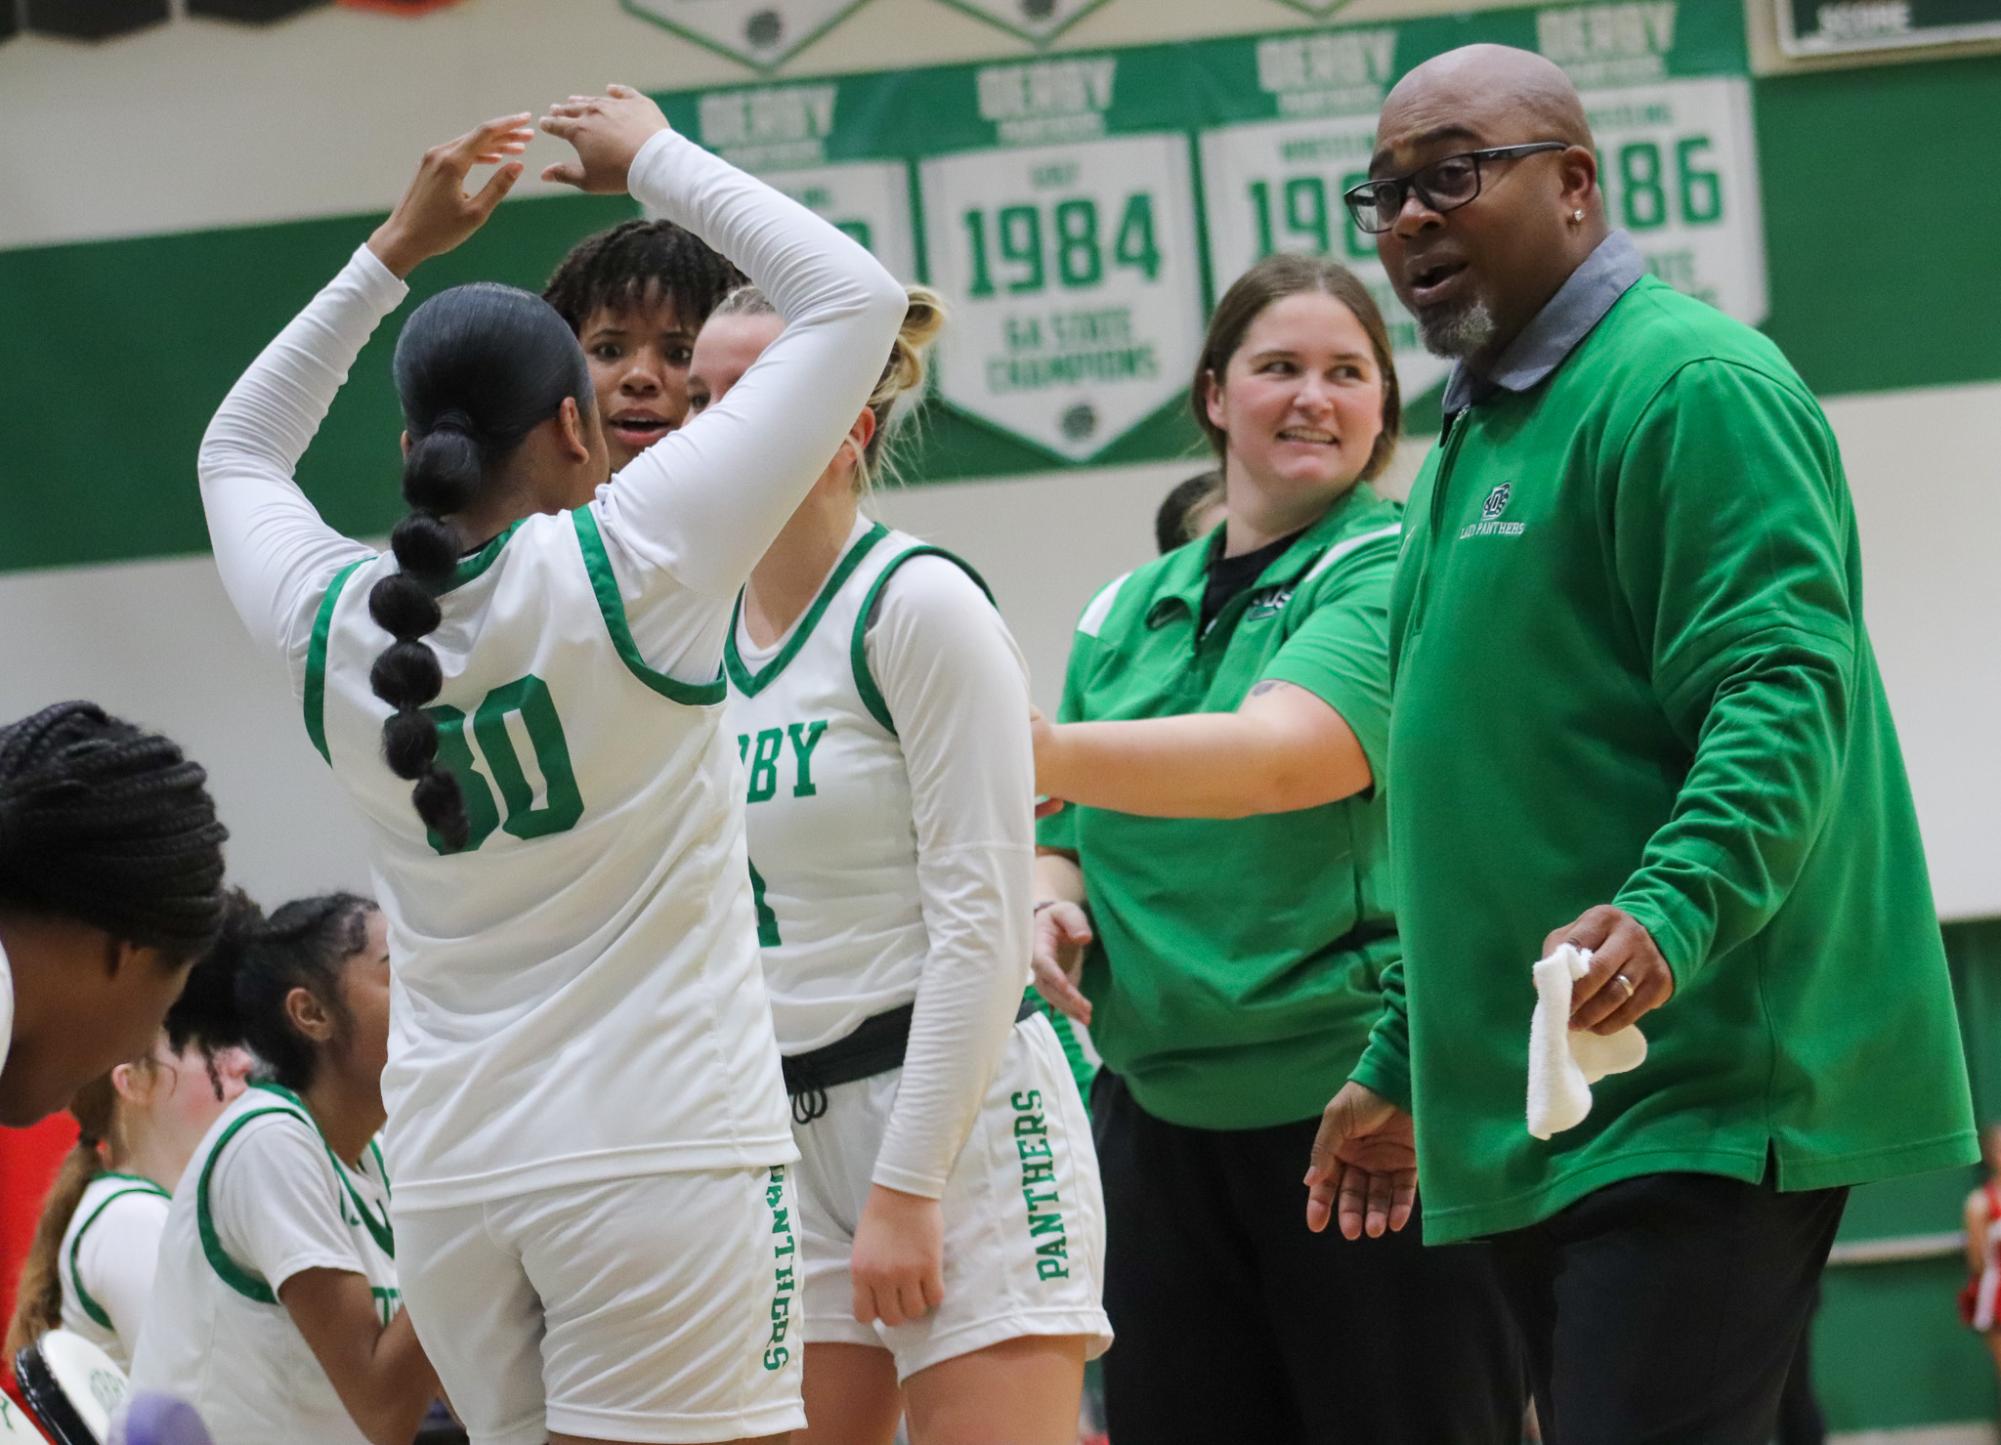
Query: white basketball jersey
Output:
[[303, 503, 792, 1206], [726, 521, 987, 1054], [58, 1172, 168, 1369], [131, 1085, 397, 1445]]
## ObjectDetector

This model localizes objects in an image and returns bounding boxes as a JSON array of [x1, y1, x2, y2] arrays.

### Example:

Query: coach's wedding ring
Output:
[[1613, 972, 1636, 996]]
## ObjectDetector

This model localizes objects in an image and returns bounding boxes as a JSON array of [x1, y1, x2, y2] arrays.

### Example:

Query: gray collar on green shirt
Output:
[[1441, 229, 1645, 415]]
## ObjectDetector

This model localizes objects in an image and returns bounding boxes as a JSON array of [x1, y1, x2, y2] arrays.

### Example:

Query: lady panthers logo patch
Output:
[[1481, 483, 1513, 521]]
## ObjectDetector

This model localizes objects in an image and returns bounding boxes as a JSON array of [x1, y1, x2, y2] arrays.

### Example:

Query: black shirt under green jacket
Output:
[[1350, 232, 1976, 1245], [1041, 486, 1402, 1130]]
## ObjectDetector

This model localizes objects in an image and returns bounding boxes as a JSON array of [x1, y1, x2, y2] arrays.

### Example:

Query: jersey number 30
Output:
[[423, 675, 583, 855]]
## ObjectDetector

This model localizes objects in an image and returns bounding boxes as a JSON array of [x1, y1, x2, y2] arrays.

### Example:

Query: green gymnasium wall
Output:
[[3, 18, 1998, 1435], [1819, 920, 2001, 1433], [1, 49, 1998, 575]]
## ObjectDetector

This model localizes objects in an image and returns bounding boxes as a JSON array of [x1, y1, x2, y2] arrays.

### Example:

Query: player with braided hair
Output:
[[543, 218, 744, 469], [196, 93, 904, 1445], [0, 700, 229, 1128]]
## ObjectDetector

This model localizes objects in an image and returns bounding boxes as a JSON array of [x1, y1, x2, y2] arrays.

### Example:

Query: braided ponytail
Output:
[[367, 413, 480, 850], [375, 283, 594, 850]]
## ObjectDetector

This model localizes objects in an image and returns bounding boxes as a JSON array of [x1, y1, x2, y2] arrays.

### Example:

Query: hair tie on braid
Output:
[[367, 283, 592, 853]]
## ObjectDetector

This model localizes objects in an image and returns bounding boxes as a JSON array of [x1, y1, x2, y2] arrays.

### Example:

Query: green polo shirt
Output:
[[1039, 485, 1403, 1130], [1352, 272, 1976, 1244]]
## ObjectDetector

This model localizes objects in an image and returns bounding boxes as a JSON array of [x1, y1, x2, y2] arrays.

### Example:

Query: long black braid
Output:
[[0, 701, 228, 959], [542, 219, 743, 337], [370, 282, 594, 851]]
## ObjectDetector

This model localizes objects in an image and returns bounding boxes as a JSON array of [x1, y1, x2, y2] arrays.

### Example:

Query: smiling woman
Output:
[[1026, 252, 1526, 1445]]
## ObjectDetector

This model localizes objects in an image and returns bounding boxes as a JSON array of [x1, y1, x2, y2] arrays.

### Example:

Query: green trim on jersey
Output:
[[198, 1106, 298, 1303], [849, 545, 995, 736], [571, 507, 727, 705], [726, 522, 890, 698], [433, 519, 525, 596], [303, 557, 371, 765], [67, 1173, 169, 1330], [198, 1084, 394, 1303]]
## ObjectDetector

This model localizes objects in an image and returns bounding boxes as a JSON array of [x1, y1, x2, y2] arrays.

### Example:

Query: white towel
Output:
[[1527, 944, 1648, 1140]]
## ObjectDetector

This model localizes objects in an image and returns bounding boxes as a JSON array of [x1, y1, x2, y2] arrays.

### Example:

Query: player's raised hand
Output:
[[1304, 1080, 1416, 1239], [539, 84, 671, 194], [367, 115, 532, 279]]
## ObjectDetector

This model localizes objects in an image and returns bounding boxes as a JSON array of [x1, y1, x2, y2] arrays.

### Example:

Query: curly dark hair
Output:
[[542, 219, 744, 338]]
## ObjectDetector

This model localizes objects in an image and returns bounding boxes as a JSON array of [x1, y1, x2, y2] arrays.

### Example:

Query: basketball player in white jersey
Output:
[[131, 892, 432, 1444], [681, 288, 1109, 1445], [193, 94, 906, 1445]]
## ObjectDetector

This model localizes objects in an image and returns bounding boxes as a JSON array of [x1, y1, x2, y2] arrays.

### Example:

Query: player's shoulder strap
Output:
[[571, 507, 727, 705], [727, 521, 893, 700], [197, 1083, 394, 1303], [67, 1173, 169, 1329], [849, 541, 996, 737]]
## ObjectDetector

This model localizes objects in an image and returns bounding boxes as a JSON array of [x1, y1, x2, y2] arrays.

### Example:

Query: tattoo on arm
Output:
[[1248, 680, 1295, 699]]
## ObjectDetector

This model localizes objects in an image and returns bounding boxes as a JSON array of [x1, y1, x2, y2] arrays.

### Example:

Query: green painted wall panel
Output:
[[1818, 1255, 1995, 1431], [1, 41, 1998, 573], [1757, 55, 2001, 402], [0, 192, 634, 574], [1813, 920, 2001, 1430]]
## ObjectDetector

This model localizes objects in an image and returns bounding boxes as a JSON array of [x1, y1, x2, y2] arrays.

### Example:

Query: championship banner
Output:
[[621, 0, 875, 70], [660, 0, 1763, 468], [931, 0, 1115, 45]]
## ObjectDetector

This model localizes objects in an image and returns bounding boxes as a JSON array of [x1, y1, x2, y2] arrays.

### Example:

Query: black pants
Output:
[[1489, 1167, 1848, 1445], [1092, 1071, 1525, 1444]]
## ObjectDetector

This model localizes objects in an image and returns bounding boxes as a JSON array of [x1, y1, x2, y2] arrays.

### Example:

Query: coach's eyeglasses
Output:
[[1342, 142, 1570, 235]]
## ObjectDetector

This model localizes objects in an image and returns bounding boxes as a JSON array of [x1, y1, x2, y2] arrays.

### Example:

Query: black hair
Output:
[[0, 701, 228, 959], [171, 889, 377, 1093], [370, 283, 592, 850], [1156, 470, 1223, 555], [542, 219, 744, 339]]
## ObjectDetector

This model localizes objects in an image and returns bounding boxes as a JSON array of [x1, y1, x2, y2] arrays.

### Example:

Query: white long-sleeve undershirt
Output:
[[197, 126, 907, 683], [864, 557, 1036, 1197]]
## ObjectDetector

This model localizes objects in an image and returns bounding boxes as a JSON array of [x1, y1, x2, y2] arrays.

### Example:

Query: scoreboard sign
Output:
[[661, 0, 1766, 470], [1779, 0, 2001, 54]]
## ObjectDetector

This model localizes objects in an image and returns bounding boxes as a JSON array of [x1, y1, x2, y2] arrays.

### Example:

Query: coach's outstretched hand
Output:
[[1305, 1081, 1416, 1239], [367, 115, 532, 279], [539, 85, 671, 195]]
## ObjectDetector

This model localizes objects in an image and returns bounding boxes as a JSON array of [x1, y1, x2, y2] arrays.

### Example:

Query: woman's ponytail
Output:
[[4, 1077, 117, 1358], [371, 283, 593, 851], [367, 415, 481, 851]]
